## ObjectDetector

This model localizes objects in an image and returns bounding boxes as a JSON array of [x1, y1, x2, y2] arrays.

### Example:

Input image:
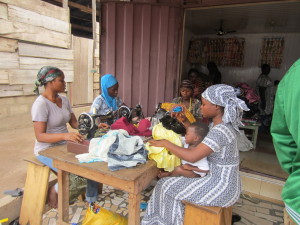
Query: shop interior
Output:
[[181, 1, 300, 180]]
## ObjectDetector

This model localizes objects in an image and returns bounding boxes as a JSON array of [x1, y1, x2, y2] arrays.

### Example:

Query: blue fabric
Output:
[[36, 155, 58, 172], [173, 106, 183, 112], [86, 179, 99, 203], [100, 74, 118, 110]]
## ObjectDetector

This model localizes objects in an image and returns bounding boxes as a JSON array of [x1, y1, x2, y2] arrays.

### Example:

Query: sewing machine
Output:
[[78, 104, 144, 139], [78, 112, 114, 139]]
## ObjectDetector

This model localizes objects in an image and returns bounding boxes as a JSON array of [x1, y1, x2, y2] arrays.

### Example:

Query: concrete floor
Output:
[[42, 183, 285, 225]]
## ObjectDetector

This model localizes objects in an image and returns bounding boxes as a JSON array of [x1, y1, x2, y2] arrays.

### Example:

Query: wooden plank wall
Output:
[[0, 0, 73, 98], [0, 0, 100, 104]]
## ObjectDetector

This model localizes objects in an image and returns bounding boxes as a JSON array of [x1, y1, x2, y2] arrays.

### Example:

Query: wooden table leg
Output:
[[57, 169, 69, 224], [128, 193, 141, 225]]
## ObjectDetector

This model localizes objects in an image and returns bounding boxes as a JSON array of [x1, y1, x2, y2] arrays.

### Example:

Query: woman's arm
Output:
[[69, 113, 78, 129], [33, 121, 83, 143], [149, 139, 213, 163]]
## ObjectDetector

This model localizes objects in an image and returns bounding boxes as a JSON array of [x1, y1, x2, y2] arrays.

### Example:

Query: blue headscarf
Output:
[[101, 74, 118, 110]]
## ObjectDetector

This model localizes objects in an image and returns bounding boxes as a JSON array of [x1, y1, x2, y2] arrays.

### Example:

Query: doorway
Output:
[[181, 1, 300, 180]]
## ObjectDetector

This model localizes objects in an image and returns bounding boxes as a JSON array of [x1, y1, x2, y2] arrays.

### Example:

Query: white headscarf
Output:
[[202, 84, 249, 131]]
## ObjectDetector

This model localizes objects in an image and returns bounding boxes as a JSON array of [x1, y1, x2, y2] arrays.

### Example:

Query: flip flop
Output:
[[3, 188, 23, 197], [232, 214, 242, 224], [240, 193, 260, 204]]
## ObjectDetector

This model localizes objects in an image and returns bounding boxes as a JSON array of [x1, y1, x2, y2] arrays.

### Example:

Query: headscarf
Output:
[[33, 66, 64, 95], [202, 84, 249, 131], [100, 74, 118, 110], [180, 80, 194, 90]]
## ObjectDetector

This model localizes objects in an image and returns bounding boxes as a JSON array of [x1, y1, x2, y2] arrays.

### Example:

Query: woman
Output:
[[187, 68, 211, 99], [90, 74, 123, 115], [142, 84, 249, 225], [86, 73, 124, 203], [207, 61, 222, 85], [32, 66, 83, 208], [172, 80, 201, 120]]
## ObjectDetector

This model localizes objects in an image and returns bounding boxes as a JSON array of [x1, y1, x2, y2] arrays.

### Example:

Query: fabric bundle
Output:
[[145, 123, 182, 172], [76, 129, 147, 171], [111, 117, 152, 136]]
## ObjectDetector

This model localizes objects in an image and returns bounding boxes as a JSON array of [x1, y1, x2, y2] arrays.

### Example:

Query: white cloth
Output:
[[75, 129, 128, 163], [237, 130, 253, 152], [181, 137, 209, 177]]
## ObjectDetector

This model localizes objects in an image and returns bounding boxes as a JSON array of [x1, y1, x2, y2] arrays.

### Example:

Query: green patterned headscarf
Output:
[[33, 66, 64, 95]]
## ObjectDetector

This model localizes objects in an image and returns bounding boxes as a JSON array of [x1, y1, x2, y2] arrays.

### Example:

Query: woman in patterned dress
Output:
[[142, 84, 249, 225]]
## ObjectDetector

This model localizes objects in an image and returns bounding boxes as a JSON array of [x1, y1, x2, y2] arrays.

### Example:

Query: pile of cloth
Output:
[[76, 129, 147, 171]]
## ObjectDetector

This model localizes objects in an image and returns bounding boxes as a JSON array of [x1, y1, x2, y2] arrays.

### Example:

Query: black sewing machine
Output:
[[78, 112, 114, 139], [78, 104, 144, 139]]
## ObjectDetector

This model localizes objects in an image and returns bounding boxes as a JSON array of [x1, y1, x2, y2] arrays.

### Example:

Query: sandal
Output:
[[240, 193, 260, 204], [3, 188, 23, 197]]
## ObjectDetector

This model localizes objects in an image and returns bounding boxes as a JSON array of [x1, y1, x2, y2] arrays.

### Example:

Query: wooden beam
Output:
[[92, 0, 97, 67], [63, 0, 68, 8], [51, 0, 93, 13], [71, 23, 93, 32]]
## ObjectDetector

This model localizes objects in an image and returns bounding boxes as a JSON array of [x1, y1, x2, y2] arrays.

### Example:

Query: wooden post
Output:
[[63, 0, 68, 8], [92, 0, 97, 68]]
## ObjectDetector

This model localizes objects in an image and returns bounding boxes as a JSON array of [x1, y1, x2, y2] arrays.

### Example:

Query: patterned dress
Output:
[[142, 123, 241, 225]]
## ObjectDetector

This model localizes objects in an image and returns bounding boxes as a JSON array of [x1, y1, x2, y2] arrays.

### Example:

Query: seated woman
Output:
[[86, 74, 124, 203], [172, 80, 201, 120], [90, 74, 123, 128], [187, 68, 211, 99], [142, 84, 249, 225], [32, 66, 83, 208]]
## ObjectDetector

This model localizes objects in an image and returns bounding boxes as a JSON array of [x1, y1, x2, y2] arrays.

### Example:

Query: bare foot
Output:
[[158, 170, 171, 178], [47, 185, 58, 208]]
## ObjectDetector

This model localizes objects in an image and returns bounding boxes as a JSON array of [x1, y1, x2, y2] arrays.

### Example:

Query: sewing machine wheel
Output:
[[78, 113, 94, 136], [116, 106, 131, 120]]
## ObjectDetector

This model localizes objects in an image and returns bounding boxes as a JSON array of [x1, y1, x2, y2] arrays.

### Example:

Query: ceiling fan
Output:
[[215, 20, 237, 36]]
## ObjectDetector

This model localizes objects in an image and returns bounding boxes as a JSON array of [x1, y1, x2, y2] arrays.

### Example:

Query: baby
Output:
[[158, 121, 209, 178]]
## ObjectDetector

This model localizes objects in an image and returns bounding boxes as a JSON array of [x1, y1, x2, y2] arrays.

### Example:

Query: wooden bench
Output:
[[19, 156, 57, 225], [183, 201, 232, 225]]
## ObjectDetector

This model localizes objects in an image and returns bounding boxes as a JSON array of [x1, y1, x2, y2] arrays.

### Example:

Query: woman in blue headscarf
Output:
[[86, 74, 124, 204], [90, 74, 123, 115]]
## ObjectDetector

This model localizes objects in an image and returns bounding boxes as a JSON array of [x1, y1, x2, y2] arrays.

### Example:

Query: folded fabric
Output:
[[145, 123, 182, 172], [111, 117, 152, 136], [76, 129, 128, 163], [107, 133, 147, 171]]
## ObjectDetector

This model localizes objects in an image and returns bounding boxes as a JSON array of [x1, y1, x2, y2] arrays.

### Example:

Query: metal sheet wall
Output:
[[100, 2, 183, 116]]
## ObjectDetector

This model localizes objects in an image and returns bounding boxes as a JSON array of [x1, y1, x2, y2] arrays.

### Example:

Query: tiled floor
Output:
[[42, 182, 285, 225]]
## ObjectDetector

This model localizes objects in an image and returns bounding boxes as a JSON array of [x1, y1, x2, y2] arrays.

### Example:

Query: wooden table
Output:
[[40, 145, 159, 225]]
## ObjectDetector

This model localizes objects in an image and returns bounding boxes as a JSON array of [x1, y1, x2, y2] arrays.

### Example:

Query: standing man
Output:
[[271, 59, 300, 225]]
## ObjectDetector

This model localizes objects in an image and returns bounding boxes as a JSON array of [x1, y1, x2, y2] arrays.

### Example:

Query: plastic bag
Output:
[[82, 203, 128, 225]]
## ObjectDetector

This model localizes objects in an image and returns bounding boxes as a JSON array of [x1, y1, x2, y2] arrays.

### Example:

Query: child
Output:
[[172, 80, 201, 120], [158, 121, 209, 178], [142, 84, 249, 225]]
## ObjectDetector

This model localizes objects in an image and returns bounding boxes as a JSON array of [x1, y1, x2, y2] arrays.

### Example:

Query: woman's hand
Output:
[[98, 123, 110, 129], [64, 132, 84, 143], [148, 139, 169, 148]]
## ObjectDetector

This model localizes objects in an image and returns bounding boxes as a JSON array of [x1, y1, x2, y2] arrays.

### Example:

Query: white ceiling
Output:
[[185, 1, 300, 35]]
